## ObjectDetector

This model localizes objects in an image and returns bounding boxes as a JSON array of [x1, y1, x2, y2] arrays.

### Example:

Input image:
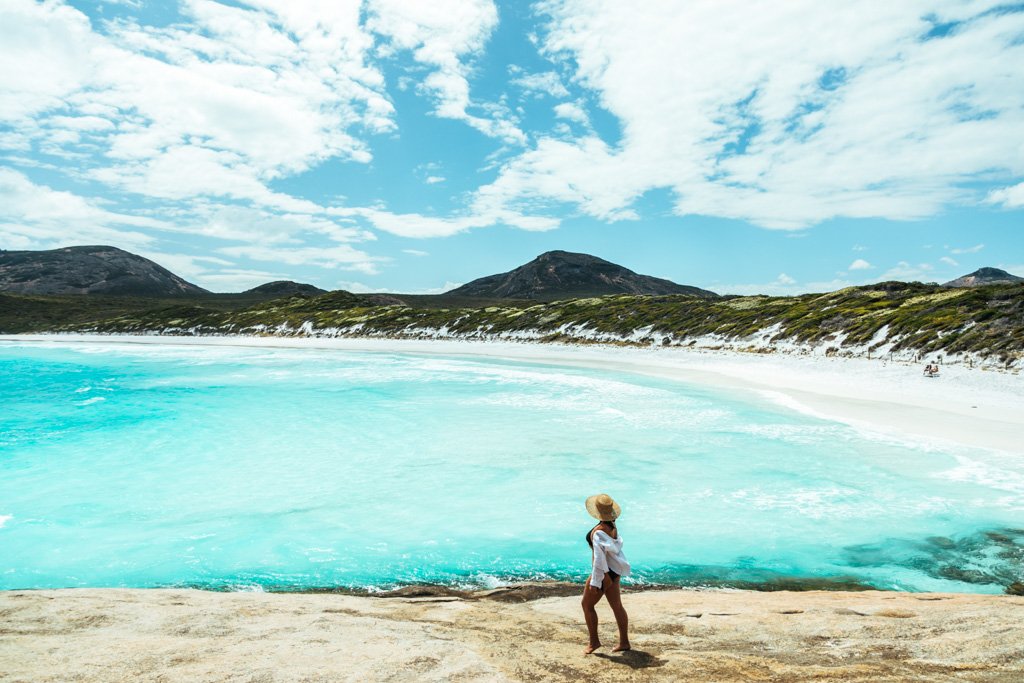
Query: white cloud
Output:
[[0, 0, 548, 253], [343, 205, 559, 239], [716, 275, 858, 296], [137, 252, 233, 279], [950, 243, 984, 254], [415, 162, 447, 185], [986, 181, 1024, 208], [333, 279, 463, 295], [91, 146, 272, 204], [0, 1, 400, 227], [1, 0, 393, 180], [475, 0, 1024, 228], [848, 258, 873, 270], [510, 70, 569, 98], [136, 251, 288, 292], [0, 2, 440, 276], [219, 243, 384, 274], [0, 168, 163, 249], [196, 270, 288, 292], [473, 135, 642, 222], [0, 1, 95, 122], [46, 115, 115, 132], [403, 249, 429, 256], [939, 256, 959, 267], [879, 261, 934, 281], [415, 280, 465, 294], [171, 202, 371, 245], [4, 0, 1021, 280], [348, 207, 479, 238], [553, 101, 589, 125], [367, 0, 524, 143], [852, 244, 867, 252], [333, 280, 393, 294]]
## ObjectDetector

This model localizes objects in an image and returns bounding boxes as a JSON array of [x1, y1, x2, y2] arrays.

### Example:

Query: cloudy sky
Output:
[[1, 0, 1022, 294]]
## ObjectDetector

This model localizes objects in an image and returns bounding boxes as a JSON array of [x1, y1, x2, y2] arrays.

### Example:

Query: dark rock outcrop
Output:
[[0, 246, 208, 296], [943, 267, 1023, 288], [446, 250, 716, 300]]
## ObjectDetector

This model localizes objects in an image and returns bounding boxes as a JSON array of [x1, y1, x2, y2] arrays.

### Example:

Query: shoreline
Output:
[[30, 575, 881, 600], [3, 332, 1023, 453], [2, 587, 1022, 682]]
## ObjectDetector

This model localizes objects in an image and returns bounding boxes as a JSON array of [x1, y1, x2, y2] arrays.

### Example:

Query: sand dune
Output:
[[2, 587, 1023, 682]]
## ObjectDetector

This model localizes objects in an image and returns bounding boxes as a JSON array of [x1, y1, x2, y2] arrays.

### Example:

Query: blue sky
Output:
[[1, 0, 1022, 295]]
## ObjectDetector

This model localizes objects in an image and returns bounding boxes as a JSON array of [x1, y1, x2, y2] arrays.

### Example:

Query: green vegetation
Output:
[[2, 281, 1022, 365]]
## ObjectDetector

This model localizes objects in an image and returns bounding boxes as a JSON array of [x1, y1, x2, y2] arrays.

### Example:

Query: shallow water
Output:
[[1, 340, 1021, 592]]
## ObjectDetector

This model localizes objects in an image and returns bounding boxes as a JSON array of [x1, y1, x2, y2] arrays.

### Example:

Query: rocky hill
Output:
[[3, 247, 1023, 368], [6, 280, 1018, 367], [0, 246, 207, 297], [944, 267, 1023, 288], [446, 250, 717, 300], [243, 281, 326, 297]]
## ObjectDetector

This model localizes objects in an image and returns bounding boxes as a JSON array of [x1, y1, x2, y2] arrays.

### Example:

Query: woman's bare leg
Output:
[[603, 577, 630, 652], [581, 583, 604, 654]]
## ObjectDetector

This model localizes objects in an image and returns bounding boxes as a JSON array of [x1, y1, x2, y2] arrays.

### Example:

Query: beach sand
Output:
[[2, 587, 1023, 682]]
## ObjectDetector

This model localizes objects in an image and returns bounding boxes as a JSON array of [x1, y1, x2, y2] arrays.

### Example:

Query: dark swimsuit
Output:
[[587, 522, 620, 582]]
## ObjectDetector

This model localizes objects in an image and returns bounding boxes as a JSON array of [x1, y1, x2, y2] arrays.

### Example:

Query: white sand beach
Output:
[[5, 334, 1022, 453]]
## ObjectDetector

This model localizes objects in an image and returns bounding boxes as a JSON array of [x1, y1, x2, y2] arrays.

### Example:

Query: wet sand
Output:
[[2, 587, 1023, 682]]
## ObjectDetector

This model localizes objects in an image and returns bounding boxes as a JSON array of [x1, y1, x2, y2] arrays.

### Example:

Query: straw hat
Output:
[[585, 493, 621, 521]]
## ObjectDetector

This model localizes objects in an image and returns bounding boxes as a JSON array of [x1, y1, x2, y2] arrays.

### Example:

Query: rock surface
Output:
[[1, 588, 1021, 682], [0, 246, 207, 296], [944, 267, 1024, 288], [447, 250, 717, 300]]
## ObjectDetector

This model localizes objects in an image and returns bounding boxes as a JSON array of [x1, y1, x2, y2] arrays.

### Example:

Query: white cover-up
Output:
[[589, 530, 631, 588]]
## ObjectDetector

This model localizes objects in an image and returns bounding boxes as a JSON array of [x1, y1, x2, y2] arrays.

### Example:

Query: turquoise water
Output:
[[1, 340, 1021, 593]]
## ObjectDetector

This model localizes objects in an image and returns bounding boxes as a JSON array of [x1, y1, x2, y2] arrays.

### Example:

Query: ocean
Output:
[[1, 339, 1020, 593]]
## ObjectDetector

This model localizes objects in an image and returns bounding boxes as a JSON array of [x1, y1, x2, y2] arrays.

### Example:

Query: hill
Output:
[[243, 281, 326, 297], [944, 267, 1023, 288], [5, 280, 1020, 367], [0, 246, 207, 297], [446, 250, 717, 300], [2, 247, 1022, 367]]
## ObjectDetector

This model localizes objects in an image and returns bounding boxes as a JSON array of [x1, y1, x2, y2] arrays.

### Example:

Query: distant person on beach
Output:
[[582, 493, 631, 654]]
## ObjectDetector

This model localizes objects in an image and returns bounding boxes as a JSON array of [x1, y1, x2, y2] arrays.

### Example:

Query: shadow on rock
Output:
[[594, 650, 667, 669]]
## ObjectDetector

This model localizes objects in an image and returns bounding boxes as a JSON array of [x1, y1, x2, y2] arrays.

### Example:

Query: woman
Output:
[[581, 493, 631, 654]]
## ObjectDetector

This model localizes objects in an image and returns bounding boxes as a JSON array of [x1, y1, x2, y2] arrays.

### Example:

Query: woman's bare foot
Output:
[[612, 643, 631, 652], [583, 642, 602, 654]]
